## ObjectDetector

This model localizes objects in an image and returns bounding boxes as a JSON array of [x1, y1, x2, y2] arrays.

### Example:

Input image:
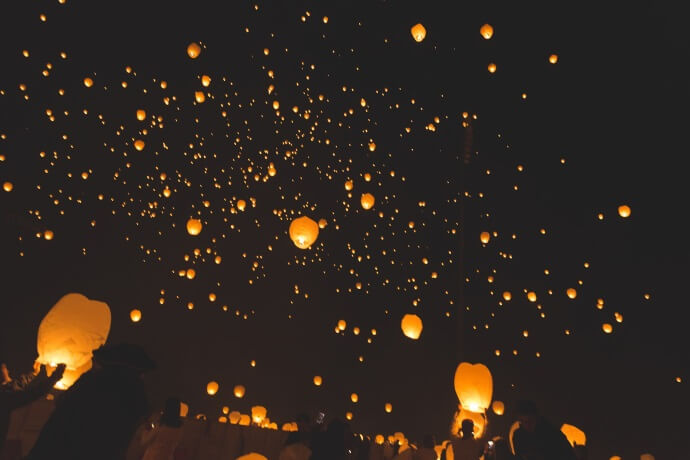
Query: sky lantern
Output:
[[345, 412, 353, 420], [195, 91, 206, 103], [129, 309, 141, 322], [375, 434, 385, 444], [136, 109, 146, 121], [502, 291, 512, 301], [43, 230, 54, 240], [186, 218, 203, 236], [527, 291, 537, 302], [492, 400, 504, 415], [229, 411, 241, 424], [345, 180, 354, 191], [488, 63, 497, 73], [36, 293, 111, 389], [368, 142, 376, 152], [454, 362, 493, 413], [234, 384, 246, 398], [566, 288, 577, 299], [237, 199, 247, 211], [480, 23, 494, 39], [384, 403, 393, 413], [318, 218, 327, 229], [480, 232, 491, 244], [337, 319, 347, 331], [180, 402, 189, 418], [206, 381, 219, 395], [289, 216, 319, 249], [560, 424, 586, 447], [618, 205, 631, 218], [134, 139, 145, 151], [351, 393, 359, 403], [640, 454, 655, 460], [2, 182, 12, 192], [186, 268, 196, 280], [602, 323, 613, 334], [313, 375, 323, 386], [361, 193, 375, 210], [251, 406, 267, 424], [187, 42, 201, 58], [201, 75, 211, 87], [401, 314, 423, 340], [83, 77, 93, 87], [410, 23, 426, 42], [239, 414, 251, 426], [549, 54, 559, 64]]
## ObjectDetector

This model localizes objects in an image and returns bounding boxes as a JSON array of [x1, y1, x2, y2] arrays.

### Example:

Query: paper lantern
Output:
[[83, 77, 93, 87], [640, 455, 655, 460], [351, 393, 359, 403], [318, 218, 327, 229], [618, 205, 631, 218], [503, 292, 512, 301], [3, 182, 13, 192], [602, 323, 613, 334], [289, 216, 319, 249], [236, 454, 268, 460], [206, 381, 219, 395], [345, 412, 353, 420], [401, 314, 423, 340], [344, 180, 354, 191], [229, 411, 241, 424], [527, 291, 537, 302], [313, 375, 323, 386], [43, 230, 54, 240], [480, 232, 491, 244], [492, 400, 504, 415], [237, 199, 246, 211], [234, 384, 246, 398], [187, 42, 201, 58], [201, 75, 211, 87], [410, 23, 426, 42], [453, 362, 493, 412], [566, 288, 577, 299], [136, 110, 146, 121], [239, 414, 251, 426], [186, 218, 203, 236], [549, 54, 559, 64], [361, 193, 375, 210], [195, 91, 206, 103], [251, 405, 267, 424], [480, 24, 494, 39], [560, 424, 586, 447], [134, 139, 145, 151], [488, 63, 497, 73], [375, 434, 385, 445], [179, 402, 189, 417], [129, 309, 141, 322], [36, 293, 111, 389], [609, 457, 621, 460], [337, 319, 347, 331], [384, 403, 392, 413]]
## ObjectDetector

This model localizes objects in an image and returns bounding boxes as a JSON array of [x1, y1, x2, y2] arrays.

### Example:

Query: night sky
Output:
[[1, 1, 688, 459]]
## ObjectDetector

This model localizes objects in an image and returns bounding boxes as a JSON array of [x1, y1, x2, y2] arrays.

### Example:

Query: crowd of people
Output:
[[1, 343, 583, 460]]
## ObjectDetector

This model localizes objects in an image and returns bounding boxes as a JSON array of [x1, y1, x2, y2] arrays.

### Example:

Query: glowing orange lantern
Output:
[[206, 381, 219, 395], [401, 314, 423, 340], [480, 24, 494, 39], [186, 218, 202, 236], [187, 42, 201, 58], [234, 384, 246, 398], [411, 23, 427, 42], [453, 362, 493, 413], [560, 424, 586, 447], [289, 216, 319, 249], [361, 193, 375, 210]]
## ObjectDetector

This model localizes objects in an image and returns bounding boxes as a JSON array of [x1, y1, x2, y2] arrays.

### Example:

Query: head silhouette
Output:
[[515, 400, 538, 433], [461, 419, 474, 439]]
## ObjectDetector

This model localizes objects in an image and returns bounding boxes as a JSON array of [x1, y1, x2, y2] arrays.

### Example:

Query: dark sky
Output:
[[1, 1, 688, 459]]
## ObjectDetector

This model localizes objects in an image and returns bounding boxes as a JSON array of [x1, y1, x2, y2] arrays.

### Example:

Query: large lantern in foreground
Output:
[[453, 362, 493, 413], [186, 218, 203, 236], [361, 193, 375, 210], [400, 314, 423, 340], [289, 216, 319, 249], [560, 424, 586, 447], [36, 293, 111, 389]]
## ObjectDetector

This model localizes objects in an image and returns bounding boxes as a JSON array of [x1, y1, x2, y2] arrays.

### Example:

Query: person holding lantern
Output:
[[512, 400, 576, 460], [0, 357, 65, 455]]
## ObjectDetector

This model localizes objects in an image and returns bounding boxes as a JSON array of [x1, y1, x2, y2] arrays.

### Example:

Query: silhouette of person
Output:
[[413, 434, 436, 460], [448, 419, 483, 460], [512, 400, 576, 460], [25, 343, 155, 460], [0, 358, 65, 454], [310, 418, 348, 460], [140, 397, 184, 460], [278, 431, 311, 460]]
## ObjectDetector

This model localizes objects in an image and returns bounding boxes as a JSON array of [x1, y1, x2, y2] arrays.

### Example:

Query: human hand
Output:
[[49, 363, 66, 382]]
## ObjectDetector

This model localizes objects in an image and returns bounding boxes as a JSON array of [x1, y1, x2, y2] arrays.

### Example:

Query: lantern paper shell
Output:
[[289, 216, 319, 249], [361, 193, 375, 210], [560, 423, 586, 447], [453, 362, 493, 412], [480, 24, 494, 39], [411, 23, 427, 42], [492, 400, 505, 415], [234, 384, 246, 398], [401, 314, 423, 339], [186, 218, 203, 236], [36, 293, 111, 389], [206, 381, 219, 395]]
